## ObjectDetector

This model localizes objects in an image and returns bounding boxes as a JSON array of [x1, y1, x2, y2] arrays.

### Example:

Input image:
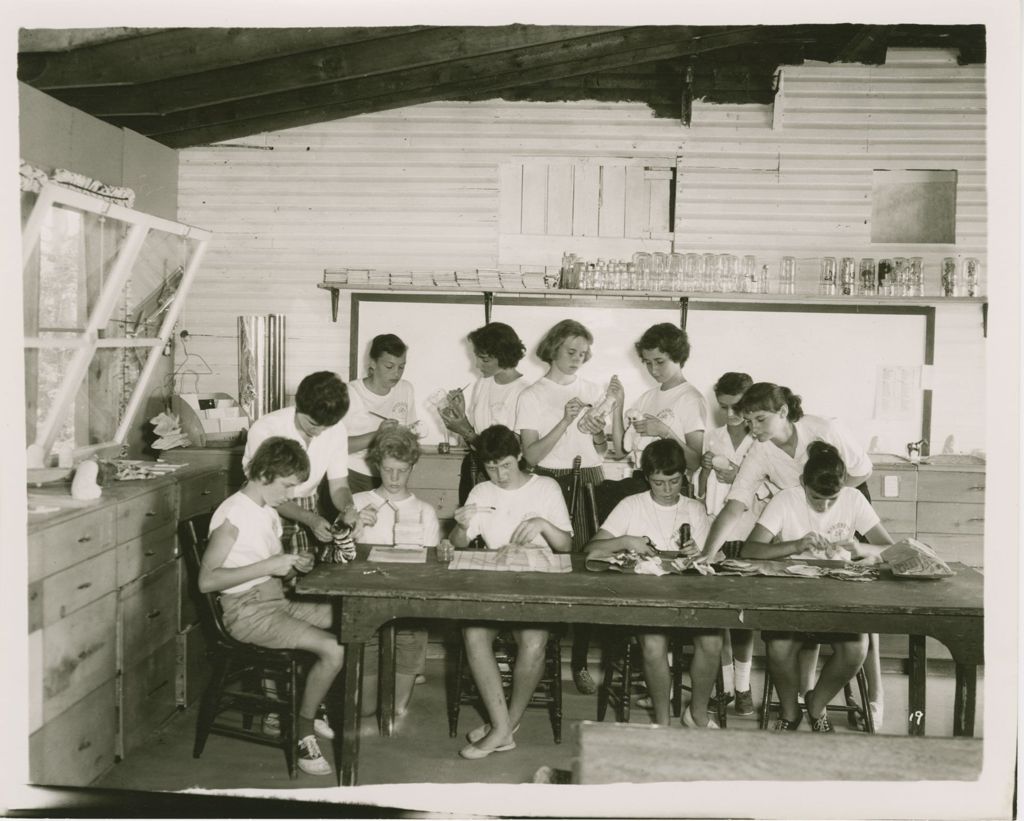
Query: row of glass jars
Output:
[[560, 252, 779, 294], [820, 256, 982, 297]]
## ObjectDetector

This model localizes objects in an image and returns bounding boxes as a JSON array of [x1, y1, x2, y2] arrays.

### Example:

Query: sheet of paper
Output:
[[448, 547, 572, 573], [873, 365, 921, 420], [367, 546, 428, 563]]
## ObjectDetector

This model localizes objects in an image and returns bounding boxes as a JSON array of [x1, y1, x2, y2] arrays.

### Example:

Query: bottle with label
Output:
[[678, 523, 691, 550]]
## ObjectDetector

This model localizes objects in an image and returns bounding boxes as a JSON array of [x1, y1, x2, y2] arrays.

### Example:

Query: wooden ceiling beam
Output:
[[18, 26, 427, 89], [47, 25, 625, 116], [120, 25, 808, 146], [834, 25, 889, 64]]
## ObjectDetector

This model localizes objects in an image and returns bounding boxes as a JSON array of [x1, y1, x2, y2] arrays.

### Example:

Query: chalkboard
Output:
[[350, 293, 932, 453]]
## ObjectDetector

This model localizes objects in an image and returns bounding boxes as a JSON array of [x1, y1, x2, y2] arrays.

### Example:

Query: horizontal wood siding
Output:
[[177, 101, 684, 395]]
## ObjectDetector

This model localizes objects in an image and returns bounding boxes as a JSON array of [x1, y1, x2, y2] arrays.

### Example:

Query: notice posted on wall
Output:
[[873, 365, 922, 420]]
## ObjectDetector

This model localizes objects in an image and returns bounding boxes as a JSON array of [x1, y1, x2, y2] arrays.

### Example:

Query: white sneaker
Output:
[[681, 706, 720, 729], [297, 734, 331, 776], [414, 673, 427, 685], [262, 713, 281, 738]]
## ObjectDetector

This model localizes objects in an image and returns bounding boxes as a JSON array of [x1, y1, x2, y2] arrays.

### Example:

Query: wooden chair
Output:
[[446, 628, 564, 743], [179, 513, 314, 778], [758, 644, 876, 733]]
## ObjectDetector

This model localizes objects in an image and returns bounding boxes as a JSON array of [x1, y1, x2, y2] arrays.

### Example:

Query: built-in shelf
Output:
[[316, 281, 986, 323]]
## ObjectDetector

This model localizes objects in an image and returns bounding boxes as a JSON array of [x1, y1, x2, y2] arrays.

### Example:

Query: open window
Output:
[[22, 182, 211, 467]]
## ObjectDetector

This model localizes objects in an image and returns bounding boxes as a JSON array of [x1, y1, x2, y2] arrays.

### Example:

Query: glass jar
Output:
[[877, 258, 894, 296], [963, 257, 981, 297], [741, 255, 757, 293], [893, 257, 908, 296], [701, 253, 717, 292], [858, 258, 876, 296], [779, 256, 796, 295], [683, 253, 700, 291], [909, 257, 924, 297], [839, 257, 856, 296], [941, 257, 958, 297], [820, 257, 837, 295]]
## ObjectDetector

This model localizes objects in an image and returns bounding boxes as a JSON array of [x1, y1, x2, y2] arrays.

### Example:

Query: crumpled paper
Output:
[[149, 412, 191, 450]]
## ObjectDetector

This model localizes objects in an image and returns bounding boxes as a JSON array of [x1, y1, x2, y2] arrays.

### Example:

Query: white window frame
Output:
[[23, 182, 212, 462]]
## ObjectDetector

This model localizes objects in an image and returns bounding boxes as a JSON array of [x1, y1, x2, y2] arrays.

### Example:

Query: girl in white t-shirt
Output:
[[742, 441, 893, 732], [200, 437, 343, 777], [346, 334, 419, 493], [585, 439, 722, 729], [351, 427, 440, 719], [437, 322, 529, 504], [516, 318, 624, 694], [624, 323, 707, 476], [448, 425, 572, 759]]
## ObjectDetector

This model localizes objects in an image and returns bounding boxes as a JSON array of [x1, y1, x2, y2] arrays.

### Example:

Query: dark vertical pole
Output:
[[340, 641, 364, 785], [484, 291, 494, 324], [379, 624, 396, 737], [906, 635, 927, 736], [953, 664, 977, 737], [679, 297, 689, 329]]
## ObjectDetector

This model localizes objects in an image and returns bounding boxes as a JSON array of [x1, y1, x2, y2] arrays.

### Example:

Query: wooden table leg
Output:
[[907, 635, 927, 736], [953, 664, 977, 737], [380, 623, 397, 737], [338, 642, 363, 786]]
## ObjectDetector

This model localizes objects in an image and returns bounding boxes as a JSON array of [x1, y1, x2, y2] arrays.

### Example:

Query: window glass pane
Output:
[[27, 346, 77, 451], [37, 204, 85, 331]]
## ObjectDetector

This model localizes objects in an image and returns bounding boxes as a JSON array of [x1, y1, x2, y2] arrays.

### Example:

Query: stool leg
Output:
[[620, 642, 632, 724], [194, 657, 229, 758], [671, 642, 683, 718], [759, 670, 773, 730], [855, 670, 874, 734], [448, 637, 463, 738], [550, 639, 563, 744], [286, 661, 299, 779], [715, 667, 728, 728]]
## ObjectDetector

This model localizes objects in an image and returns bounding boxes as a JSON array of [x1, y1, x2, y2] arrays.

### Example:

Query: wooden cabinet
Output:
[[409, 452, 464, 520], [917, 465, 985, 568], [26, 466, 228, 785]]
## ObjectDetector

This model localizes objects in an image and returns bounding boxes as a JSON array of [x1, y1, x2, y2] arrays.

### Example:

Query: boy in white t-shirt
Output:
[[743, 441, 893, 733], [351, 427, 440, 718], [200, 437, 344, 776], [586, 439, 722, 729]]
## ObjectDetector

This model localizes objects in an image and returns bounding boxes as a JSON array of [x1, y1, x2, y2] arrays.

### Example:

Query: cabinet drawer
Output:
[[40, 550, 117, 629], [918, 533, 985, 568], [116, 488, 178, 543], [410, 454, 462, 488], [176, 623, 210, 707], [871, 501, 917, 536], [120, 638, 178, 757], [916, 470, 986, 503], [30, 680, 116, 786], [41, 593, 117, 723], [866, 470, 917, 502], [179, 471, 229, 520], [411, 487, 457, 520], [29, 509, 116, 583], [120, 562, 178, 667], [917, 502, 985, 535], [116, 521, 177, 588], [177, 556, 199, 631]]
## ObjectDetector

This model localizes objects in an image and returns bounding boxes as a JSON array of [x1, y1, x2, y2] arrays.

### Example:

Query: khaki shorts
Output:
[[220, 578, 333, 650]]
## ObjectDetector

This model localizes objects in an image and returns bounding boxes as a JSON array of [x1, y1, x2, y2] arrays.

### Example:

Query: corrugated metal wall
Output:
[[177, 49, 986, 450]]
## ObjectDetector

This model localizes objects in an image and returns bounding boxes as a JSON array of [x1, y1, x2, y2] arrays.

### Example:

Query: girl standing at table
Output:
[[437, 322, 528, 504], [516, 318, 623, 694], [698, 381, 884, 726], [695, 371, 765, 717], [347, 334, 418, 494], [351, 426, 440, 719], [585, 439, 722, 728], [624, 323, 707, 476], [742, 441, 893, 731], [448, 425, 572, 758]]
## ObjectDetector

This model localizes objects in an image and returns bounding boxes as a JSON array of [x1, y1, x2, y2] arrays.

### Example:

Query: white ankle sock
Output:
[[721, 665, 735, 695], [734, 660, 751, 692]]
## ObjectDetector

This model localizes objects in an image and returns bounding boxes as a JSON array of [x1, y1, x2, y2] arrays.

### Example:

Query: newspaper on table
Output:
[[881, 537, 954, 579], [449, 546, 572, 573]]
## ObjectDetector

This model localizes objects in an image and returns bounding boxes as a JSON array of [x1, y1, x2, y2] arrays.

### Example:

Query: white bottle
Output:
[[577, 379, 618, 432]]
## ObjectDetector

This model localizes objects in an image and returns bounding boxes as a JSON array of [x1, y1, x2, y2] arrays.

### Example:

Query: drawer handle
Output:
[[144, 550, 156, 557], [968, 485, 985, 491], [145, 511, 157, 518], [76, 581, 92, 590], [77, 536, 92, 544], [77, 740, 92, 752], [967, 517, 985, 523], [201, 490, 212, 496], [146, 609, 162, 619]]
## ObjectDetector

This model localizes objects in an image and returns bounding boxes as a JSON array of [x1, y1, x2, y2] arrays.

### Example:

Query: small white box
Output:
[[200, 418, 221, 433], [883, 475, 900, 498], [219, 417, 249, 433]]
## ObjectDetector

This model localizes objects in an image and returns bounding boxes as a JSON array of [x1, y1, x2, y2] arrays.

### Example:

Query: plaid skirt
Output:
[[532, 464, 605, 552], [281, 492, 323, 554]]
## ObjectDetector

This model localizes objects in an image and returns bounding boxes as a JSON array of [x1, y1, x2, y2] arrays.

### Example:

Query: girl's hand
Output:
[[632, 414, 669, 438], [577, 411, 605, 435], [608, 376, 625, 408], [377, 418, 399, 432], [713, 462, 739, 483], [797, 532, 831, 555], [293, 552, 315, 575], [849, 542, 884, 564], [628, 535, 657, 556], [266, 553, 302, 577], [700, 451, 716, 470], [677, 538, 701, 559], [454, 504, 481, 528], [308, 516, 333, 543], [509, 517, 546, 546], [562, 397, 588, 425], [357, 505, 378, 528]]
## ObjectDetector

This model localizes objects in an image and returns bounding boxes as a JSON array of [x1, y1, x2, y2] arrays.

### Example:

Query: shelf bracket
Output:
[[679, 296, 689, 330], [330, 287, 340, 323], [982, 302, 987, 338], [484, 291, 494, 324]]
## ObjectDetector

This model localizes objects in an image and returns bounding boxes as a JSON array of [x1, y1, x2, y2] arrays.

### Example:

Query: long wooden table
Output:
[[295, 551, 983, 786]]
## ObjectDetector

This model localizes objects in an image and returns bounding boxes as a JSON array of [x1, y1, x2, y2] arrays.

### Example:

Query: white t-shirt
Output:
[[756, 486, 880, 559], [727, 415, 873, 511], [241, 407, 349, 500], [599, 491, 711, 553], [624, 381, 707, 468], [346, 379, 418, 475], [516, 375, 605, 469], [467, 375, 528, 432], [702, 424, 767, 542], [352, 489, 441, 546], [464, 474, 572, 549], [210, 491, 283, 594]]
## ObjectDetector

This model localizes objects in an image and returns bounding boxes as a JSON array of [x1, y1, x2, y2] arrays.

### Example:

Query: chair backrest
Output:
[[586, 474, 650, 532], [178, 512, 237, 650]]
